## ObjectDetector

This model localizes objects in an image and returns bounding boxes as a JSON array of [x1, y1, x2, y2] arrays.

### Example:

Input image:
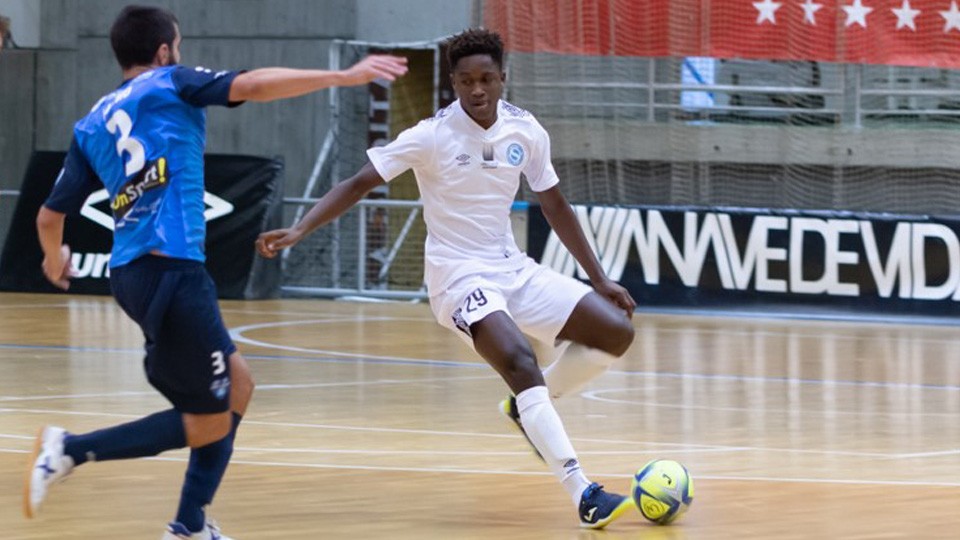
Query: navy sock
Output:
[[64, 409, 186, 466], [175, 412, 242, 533]]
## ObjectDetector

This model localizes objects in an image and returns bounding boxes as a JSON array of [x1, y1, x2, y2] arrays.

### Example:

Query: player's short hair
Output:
[[445, 28, 504, 71], [110, 5, 178, 70]]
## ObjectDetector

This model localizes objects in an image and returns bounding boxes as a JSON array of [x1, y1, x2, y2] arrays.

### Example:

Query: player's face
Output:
[[451, 54, 504, 129]]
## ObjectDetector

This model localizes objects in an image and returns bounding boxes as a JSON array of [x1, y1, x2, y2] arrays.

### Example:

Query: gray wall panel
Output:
[[78, 0, 354, 39], [2, 0, 480, 208], [34, 49, 78, 150], [356, 0, 474, 42], [0, 50, 35, 191], [38, 0, 77, 49]]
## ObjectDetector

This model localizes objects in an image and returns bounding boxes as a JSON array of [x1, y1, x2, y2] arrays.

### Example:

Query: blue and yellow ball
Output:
[[632, 459, 694, 525]]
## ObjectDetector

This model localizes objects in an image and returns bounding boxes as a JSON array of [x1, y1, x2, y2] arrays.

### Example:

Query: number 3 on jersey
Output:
[[106, 109, 145, 177], [211, 351, 227, 376]]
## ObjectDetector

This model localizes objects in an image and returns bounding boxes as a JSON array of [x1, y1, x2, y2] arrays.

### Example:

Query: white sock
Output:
[[515, 385, 592, 506], [542, 343, 618, 399]]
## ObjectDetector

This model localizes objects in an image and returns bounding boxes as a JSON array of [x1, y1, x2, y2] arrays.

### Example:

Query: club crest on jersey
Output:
[[506, 143, 524, 166]]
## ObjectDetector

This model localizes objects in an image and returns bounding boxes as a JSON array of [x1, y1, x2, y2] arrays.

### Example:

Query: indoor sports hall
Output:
[[2, 1, 960, 539]]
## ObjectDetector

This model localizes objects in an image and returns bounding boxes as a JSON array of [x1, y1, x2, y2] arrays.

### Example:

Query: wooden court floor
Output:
[[2, 291, 960, 539]]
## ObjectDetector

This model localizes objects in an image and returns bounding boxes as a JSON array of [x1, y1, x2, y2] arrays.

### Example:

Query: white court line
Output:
[[229, 446, 747, 457], [582, 388, 960, 418], [888, 449, 960, 459], [0, 373, 497, 402], [0, 391, 156, 402], [2, 447, 958, 488], [236, 447, 531, 456], [0, 303, 75, 310], [229, 318, 459, 362], [652, 323, 960, 345], [0, 410, 904, 459], [221, 308, 433, 320]]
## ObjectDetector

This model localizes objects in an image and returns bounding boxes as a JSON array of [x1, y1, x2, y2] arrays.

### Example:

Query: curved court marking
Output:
[[229, 317, 470, 364]]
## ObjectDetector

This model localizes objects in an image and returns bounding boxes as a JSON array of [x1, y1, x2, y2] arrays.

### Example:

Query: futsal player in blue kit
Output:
[[25, 5, 406, 539]]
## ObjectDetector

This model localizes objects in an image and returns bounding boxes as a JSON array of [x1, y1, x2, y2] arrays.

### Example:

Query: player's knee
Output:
[[184, 411, 232, 448], [587, 317, 635, 358], [604, 317, 635, 357], [229, 353, 255, 404], [501, 346, 543, 391]]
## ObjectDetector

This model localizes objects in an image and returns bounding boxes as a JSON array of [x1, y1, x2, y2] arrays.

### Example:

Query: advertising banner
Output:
[[529, 204, 960, 317], [0, 151, 284, 299]]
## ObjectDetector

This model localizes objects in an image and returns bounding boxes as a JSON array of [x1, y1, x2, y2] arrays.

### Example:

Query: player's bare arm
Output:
[[35, 206, 73, 290], [536, 186, 636, 316], [256, 163, 386, 258], [229, 55, 408, 102]]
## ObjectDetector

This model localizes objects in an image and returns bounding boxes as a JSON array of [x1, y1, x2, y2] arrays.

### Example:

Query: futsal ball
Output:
[[632, 459, 694, 525]]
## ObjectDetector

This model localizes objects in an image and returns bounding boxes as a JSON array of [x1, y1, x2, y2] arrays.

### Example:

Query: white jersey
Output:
[[367, 99, 560, 295]]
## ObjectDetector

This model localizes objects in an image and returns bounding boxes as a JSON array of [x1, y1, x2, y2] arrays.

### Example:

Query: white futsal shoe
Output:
[[163, 519, 234, 540], [23, 425, 75, 518]]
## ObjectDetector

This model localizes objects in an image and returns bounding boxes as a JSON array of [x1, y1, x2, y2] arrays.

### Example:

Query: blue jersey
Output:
[[44, 65, 242, 267]]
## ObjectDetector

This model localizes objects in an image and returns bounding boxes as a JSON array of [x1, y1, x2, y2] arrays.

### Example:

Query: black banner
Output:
[[0, 151, 284, 299], [528, 204, 960, 318]]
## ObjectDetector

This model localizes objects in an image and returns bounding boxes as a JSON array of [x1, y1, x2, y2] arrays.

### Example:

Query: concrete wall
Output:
[[0, 0, 477, 207], [355, 0, 477, 42]]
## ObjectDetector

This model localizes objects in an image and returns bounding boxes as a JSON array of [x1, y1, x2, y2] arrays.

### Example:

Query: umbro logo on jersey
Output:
[[456, 153, 471, 166]]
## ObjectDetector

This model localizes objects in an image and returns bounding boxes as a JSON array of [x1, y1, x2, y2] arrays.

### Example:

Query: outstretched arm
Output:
[[256, 163, 386, 258], [537, 186, 636, 315], [230, 55, 408, 102]]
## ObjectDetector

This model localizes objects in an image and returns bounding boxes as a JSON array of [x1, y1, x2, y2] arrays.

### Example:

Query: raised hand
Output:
[[593, 278, 636, 318], [342, 54, 409, 85]]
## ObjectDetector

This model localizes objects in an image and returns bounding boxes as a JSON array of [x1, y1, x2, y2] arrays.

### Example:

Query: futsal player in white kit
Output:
[[256, 28, 638, 529]]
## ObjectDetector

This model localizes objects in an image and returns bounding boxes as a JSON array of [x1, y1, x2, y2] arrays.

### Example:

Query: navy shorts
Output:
[[110, 255, 236, 414]]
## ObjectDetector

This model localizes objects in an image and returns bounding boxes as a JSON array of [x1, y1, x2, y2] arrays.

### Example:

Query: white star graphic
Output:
[[842, 0, 873, 28], [799, 0, 823, 25], [753, 0, 783, 24], [892, 0, 921, 31], [941, 0, 960, 32]]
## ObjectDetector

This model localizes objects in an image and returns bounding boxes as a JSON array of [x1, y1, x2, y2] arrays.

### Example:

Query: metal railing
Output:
[[280, 197, 428, 300], [508, 60, 960, 127]]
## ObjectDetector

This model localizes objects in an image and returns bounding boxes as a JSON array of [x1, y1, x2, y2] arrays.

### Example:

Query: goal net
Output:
[[281, 40, 448, 297], [484, 0, 960, 215]]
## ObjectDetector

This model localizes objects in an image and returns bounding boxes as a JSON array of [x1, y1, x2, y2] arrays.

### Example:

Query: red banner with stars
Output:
[[484, 0, 960, 68]]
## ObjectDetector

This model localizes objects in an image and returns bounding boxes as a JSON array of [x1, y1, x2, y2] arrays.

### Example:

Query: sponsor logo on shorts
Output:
[[210, 377, 230, 400]]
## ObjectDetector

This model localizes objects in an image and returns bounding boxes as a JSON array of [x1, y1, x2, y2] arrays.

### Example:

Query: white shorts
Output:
[[428, 258, 593, 349]]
